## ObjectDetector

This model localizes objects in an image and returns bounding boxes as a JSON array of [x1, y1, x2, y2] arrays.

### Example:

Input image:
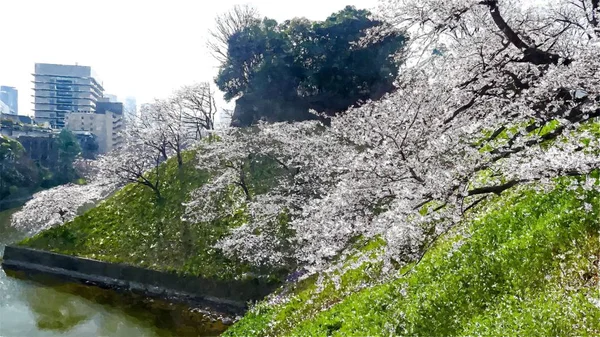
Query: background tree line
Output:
[[0, 127, 82, 210]]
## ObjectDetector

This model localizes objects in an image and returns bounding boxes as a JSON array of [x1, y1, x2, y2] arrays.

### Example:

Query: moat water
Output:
[[0, 208, 228, 337]]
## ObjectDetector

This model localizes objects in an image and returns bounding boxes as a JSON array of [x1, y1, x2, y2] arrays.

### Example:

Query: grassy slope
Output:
[[226, 179, 600, 336], [19, 150, 258, 280], [19, 121, 600, 334]]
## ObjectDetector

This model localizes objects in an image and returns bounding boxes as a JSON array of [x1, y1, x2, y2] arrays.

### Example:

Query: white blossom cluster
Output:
[[13, 0, 598, 280], [185, 121, 355, 266], [11, 83, 218, 232], [186, 0, 600, 274], [11, 180, 118, 234]]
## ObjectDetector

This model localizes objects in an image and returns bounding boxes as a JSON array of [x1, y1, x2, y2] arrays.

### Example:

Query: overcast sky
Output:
[[0, 0, 378, 117]]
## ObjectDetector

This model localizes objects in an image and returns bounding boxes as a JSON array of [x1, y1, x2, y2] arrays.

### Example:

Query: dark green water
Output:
[[0, 209, 228, 336]]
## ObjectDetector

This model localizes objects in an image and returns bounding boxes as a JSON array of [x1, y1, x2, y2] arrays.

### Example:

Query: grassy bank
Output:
[[17, 125, 600, 335], [19, 150, 283, 281], [226, 179, 600, 336]]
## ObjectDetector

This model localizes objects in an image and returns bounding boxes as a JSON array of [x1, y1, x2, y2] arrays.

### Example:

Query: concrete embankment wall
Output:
[[1, 245, 277, 315]]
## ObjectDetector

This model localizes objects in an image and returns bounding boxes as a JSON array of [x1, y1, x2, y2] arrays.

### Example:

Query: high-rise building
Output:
[[0, 86, 18, 115], [33, 63, 104, 128], [0, 100, 10, 115], [103, 94, 118, 102], [65, 101, 124, 153], [124, 96, 137, 120]]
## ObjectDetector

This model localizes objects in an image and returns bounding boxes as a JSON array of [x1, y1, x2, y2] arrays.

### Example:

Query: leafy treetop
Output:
[[214, 6, 406, 126]]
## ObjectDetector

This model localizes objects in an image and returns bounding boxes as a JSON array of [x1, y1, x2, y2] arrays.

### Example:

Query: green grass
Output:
[[19, 150, 282, 281], [226, 236, 390, 336], [226, 178, 600, 336], [18, 121, 600, 335]]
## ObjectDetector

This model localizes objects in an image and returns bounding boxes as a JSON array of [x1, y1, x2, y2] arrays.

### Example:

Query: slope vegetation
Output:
[[20, 150, 284, 281], [226, 179, 600, 336]]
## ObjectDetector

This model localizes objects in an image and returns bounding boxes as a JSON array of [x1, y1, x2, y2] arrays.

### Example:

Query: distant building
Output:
[[0, 86, 18, 115], [0, 123, 53, 139], [18, 134, 60, 168], [124, 96, 137, 120], [0, 119, 56, 166], [0, 118, 60, 169], [0, 114, 34, 125], [65, 101, 124, 153], [33, 63, 104, 129], [96, 101, 124, 116], [103, 93, 118, 102], [0, 101, 10, 115]]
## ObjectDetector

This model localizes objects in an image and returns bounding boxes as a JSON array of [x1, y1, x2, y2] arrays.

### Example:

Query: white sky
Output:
[[0, 0, 378, 117]]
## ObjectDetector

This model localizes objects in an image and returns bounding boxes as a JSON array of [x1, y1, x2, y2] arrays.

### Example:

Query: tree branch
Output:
[[468, 179, 524, 196], [481, 0, 570, 65]]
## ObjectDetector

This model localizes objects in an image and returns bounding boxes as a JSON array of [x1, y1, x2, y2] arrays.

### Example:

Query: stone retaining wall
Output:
[[1, 245, 277, 315]]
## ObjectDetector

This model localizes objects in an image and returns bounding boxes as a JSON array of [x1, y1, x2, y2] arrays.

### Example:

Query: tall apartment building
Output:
[[33, 63, 104, 128], [0, 86, 18, 115], [0, 100, 10, 115], [103, 93, 118, 102], [124, 96, 137, 120], [65, 101, 124, 154]]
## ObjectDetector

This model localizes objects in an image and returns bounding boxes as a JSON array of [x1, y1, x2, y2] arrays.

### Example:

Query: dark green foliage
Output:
[[216, 6, 406, 126], [0, 126, 84, 210], [226, 180, 600, 336], [0, 136, 41, 210], [77, 133, 99, 160], [55, 129, 81, 184]]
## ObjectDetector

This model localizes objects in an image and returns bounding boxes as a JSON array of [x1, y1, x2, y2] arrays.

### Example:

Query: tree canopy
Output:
[[55, 129, 82, 184], [0, 127, 88, 210], [193, 0, 600, 271], [0, 136, 31, 202], [214, 6, 406, 126]]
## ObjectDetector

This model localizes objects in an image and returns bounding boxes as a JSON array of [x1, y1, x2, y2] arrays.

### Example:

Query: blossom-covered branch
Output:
[[184, 0, 600, 275], [11, 178, 118, 234]]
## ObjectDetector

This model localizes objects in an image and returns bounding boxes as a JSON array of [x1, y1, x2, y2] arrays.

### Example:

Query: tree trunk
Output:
[[177, 150, 183, 168]]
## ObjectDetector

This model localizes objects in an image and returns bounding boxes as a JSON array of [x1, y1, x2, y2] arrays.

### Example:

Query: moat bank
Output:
[[0, 209, 228, 337]]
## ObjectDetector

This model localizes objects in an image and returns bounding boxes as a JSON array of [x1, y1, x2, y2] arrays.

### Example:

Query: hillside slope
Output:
[[19, 150, 284, 281], [18, 138, 600, 336], [226, 179, 600, 336]]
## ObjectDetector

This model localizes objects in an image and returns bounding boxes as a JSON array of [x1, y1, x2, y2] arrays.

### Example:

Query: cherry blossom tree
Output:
[[173, 82, 217, 139], [132, 84, 217, 169], [11, 82, 218, 232], [11, 175, 118, 234], [96, 131, 165, 200], [186, 0, 600, 274], [184, 121, 353, 266], [144, 98, 189, 168]]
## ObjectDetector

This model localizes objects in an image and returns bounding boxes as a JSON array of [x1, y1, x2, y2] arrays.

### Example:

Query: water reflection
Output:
[[0, 209, 229, 336], [25, 286, 95, 331], [0, 275, 158, 336]]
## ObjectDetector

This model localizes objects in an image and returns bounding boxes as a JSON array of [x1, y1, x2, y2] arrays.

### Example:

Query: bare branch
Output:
[[207, 4, 260, 64]]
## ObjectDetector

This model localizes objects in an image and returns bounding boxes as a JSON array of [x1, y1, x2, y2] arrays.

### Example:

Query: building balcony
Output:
[[32, 88, 101, 96]]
